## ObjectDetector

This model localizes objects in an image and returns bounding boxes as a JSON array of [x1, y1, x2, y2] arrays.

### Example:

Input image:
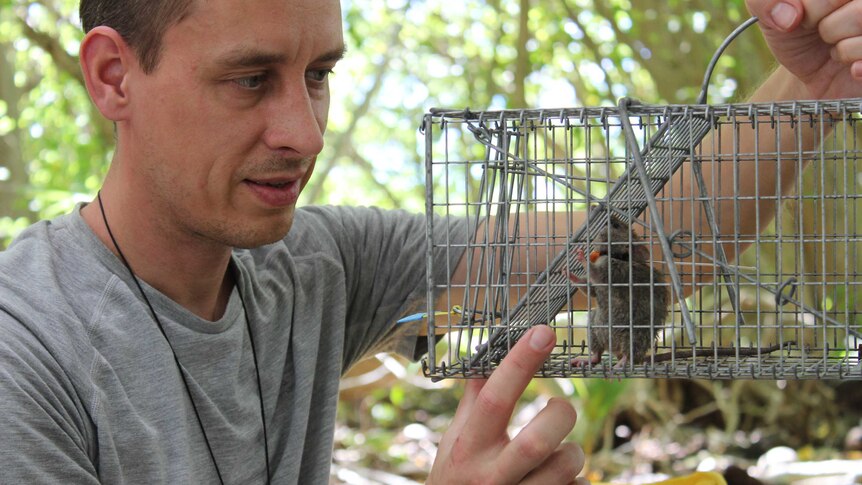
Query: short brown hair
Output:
[[79, 0, 195, 73]]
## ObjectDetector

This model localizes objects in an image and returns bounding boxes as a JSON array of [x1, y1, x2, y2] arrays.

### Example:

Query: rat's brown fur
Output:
[[569, 217, 669, 367]]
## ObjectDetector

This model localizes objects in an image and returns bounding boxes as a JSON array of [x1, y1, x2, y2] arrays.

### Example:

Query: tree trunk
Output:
[[0, 40, 34, 221], [512, 0, 531, 108]]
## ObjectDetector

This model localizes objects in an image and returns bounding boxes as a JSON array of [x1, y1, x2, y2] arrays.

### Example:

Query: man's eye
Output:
[[307, 69, 334, 83], [233, 74, 267, 90]]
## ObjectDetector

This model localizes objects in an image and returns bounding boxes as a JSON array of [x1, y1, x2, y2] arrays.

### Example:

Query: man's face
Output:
[[124, 0, 344, 248]]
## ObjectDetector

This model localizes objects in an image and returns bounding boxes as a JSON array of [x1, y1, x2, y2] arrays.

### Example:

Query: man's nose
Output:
[[262, 80, 325, 157]]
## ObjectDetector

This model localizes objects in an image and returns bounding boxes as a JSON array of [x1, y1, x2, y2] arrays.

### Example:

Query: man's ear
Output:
[[79, 26, 135, 122]]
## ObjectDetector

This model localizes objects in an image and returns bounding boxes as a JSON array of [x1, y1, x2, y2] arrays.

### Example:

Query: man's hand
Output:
[[428, 325, 588, 485], [746, 0, 862, 99]]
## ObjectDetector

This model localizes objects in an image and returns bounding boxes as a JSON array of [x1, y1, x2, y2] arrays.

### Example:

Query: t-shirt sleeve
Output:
[[0, 314, 99, 484], [296, 206, 468, 371]]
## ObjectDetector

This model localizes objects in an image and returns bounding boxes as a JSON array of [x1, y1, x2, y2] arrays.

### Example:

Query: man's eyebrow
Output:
[[215, 49, 288, 68], [214, 45, 347, 69], [316, 45, 347, 64]]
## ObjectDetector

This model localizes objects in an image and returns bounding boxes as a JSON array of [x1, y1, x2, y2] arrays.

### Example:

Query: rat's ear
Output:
[[79, 26, 135, 122]]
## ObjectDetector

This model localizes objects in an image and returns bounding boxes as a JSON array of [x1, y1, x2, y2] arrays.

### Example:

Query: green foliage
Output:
[[307, 0, 768, 213], [572, 378, 631, 453], [0, 0, 109, 245]]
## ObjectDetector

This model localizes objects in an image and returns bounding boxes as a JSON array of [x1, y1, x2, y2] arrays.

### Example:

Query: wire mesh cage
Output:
[[420, 99, 862, 380]]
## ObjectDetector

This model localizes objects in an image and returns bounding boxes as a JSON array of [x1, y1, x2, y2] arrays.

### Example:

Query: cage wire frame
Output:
[[420, 98, 862, 380]]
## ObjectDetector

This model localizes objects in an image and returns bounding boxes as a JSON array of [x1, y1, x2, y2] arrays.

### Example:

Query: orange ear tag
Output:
[[589, 250, 601, 263]]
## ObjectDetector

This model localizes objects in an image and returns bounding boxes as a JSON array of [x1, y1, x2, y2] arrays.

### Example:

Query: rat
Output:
[[564, 216, 669, 367]]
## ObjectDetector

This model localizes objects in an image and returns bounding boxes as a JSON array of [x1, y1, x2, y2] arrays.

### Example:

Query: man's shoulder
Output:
[[289, 205, 423, 241], [238, 205, 426, 284], [0, 217, 67, 296], [0, 211, 85, 285], [0, 212, 104, 345]]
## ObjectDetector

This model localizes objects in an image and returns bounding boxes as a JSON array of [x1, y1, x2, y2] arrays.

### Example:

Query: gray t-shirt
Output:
[[0, 204, 467, 484]]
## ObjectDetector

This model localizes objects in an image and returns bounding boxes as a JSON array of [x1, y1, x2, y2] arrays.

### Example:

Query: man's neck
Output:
[[81, 187, 235, 322]]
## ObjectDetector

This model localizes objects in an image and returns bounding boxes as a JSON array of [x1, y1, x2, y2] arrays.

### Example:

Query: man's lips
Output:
[[244, 176, 303, 207], [247, 178, 294, 188]]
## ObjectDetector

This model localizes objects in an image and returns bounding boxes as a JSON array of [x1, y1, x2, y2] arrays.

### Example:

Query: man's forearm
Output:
[[446, 67, 834, 311], [657, 66, 822, 270]]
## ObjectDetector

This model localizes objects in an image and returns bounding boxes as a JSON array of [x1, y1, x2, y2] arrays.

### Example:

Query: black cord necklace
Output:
[[96, 192, 271, 484]]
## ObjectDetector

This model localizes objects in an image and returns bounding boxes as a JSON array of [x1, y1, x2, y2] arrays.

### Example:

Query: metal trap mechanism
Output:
[[420, 99, 862, 380]]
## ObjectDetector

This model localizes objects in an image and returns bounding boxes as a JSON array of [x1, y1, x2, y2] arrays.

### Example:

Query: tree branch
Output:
[[512, 0, 531, 108], [305, 17, 404, 204], [346, 144, 403, 208], [559, 0, 614, 102], [17, 17, 115, 151], [17, 19, 82, 85]]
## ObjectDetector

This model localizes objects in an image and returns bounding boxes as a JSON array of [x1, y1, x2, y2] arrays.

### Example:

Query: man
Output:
[[0, 0, 857, 484]]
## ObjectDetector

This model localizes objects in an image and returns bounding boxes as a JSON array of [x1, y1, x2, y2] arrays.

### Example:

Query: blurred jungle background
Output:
[[1, 0, 860, 483]]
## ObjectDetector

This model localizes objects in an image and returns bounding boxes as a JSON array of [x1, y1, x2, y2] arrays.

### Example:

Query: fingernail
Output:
[[529, 326, 554, 350], [770, 2, 797, 30]]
